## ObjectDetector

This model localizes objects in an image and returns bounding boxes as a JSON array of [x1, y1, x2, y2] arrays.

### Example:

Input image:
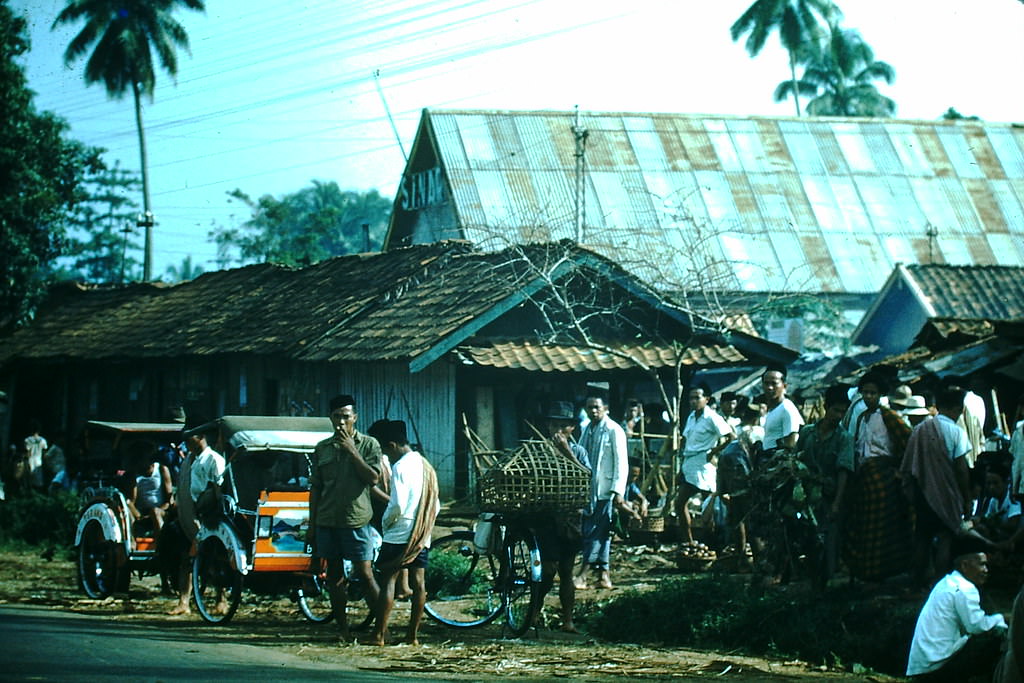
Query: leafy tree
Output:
[[941, 107, 980, 121], [0, 1, 102, 329], [773, 22, 896, 117], [730, 0, 839, 116], [211, 181, 392, 267], [164, 254, 204, 283], [54, 162, 143, 284], [53, 0, 206, 281]]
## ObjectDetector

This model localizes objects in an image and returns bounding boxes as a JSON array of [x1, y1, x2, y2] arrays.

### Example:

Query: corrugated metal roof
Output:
[[389, 110, 1024, 294], [455, 341, 746, 372]]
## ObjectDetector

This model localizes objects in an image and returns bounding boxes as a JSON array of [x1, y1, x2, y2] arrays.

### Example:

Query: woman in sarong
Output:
[[843, 371, 913, 581]]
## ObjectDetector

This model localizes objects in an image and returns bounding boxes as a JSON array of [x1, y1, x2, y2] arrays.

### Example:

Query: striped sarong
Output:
[[842, 456, 913, 581]]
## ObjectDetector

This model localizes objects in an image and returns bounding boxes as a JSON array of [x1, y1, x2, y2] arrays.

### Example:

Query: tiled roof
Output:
[[455, 341, 746, 372], [906, 265, 1024, 320], [388, 109, 1024, 294], [1, 241, 793, 368]]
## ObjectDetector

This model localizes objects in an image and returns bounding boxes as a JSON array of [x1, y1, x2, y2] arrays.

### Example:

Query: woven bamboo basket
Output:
[[642, 507, 666, 533], [477, 440, 590, 514]]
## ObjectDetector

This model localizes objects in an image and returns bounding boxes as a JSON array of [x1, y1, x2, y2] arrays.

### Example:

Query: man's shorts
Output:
[[377, 541, 429, 569], [316, 523, 377, 562]]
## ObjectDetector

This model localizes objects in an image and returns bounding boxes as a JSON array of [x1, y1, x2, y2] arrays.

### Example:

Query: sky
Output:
[[11, 0, 1024, 278]]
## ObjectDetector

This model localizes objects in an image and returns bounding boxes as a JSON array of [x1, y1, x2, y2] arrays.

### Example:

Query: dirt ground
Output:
[[0, 537, 906, 683]]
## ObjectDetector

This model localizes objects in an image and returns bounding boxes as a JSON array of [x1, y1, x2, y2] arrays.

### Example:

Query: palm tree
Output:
[[53, 0, 206, 281], [730, 0, 839, 116], [774, 23, 896, 117], [164, 254, 204, 283]]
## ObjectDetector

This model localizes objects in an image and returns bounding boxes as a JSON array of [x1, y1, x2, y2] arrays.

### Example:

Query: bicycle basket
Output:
[[477, 440, 590, 514]]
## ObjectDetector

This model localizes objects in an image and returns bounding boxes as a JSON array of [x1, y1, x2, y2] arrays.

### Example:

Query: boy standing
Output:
[[367, 420, 439, 646]]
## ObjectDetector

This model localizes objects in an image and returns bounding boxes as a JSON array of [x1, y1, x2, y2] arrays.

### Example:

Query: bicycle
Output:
[[296, 557, 375, 631], [424, 514, 543, 636]]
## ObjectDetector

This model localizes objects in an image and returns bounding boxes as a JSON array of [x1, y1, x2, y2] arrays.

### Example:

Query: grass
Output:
[[581, 573, 919, 676], [0, 491, 79, 547]]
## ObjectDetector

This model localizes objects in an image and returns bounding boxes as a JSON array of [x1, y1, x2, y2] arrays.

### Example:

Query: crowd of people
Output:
[[5, 371, 1024, 677]]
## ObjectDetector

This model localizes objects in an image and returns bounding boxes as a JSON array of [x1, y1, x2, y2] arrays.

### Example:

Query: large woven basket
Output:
[[477, 440, 591, 514]]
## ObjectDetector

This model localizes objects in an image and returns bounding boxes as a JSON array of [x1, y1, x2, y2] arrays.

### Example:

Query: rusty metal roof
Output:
[[387, 109, 1024, 294], [455, 341, 746, 372]]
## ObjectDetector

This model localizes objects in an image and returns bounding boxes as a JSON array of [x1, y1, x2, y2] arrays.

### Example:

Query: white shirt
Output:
[[1011, 420, 1024, 496], [907, 570, 1007, 675], [580, 415, 629, 502], [381, 451, 439, 545], [763, 399, 803, 450], [189, 446, 225, 502], [935, 414, 972, 461], [682, 408, 732, 455]]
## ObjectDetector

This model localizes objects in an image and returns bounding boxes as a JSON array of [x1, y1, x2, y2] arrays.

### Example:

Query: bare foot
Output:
[[369, 635, 386, 646], [572, 576, 590, 590], [404, 636, 420, 646], [168, 603, 190, 616]]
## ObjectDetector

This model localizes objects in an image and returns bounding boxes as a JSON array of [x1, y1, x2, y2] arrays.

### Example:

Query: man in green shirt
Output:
[[309, 394, 382, 638], [797, 384, 854, 589]]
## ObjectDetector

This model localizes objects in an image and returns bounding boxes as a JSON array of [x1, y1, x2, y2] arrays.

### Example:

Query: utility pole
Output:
[[925, 222, 938, 264], [137, 211, 154, 280], [572, 105, 589, 243], [374, 70, 407, 162]]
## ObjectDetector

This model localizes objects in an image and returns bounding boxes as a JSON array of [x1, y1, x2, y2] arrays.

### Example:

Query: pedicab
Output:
[[74, 420, 185, 599], [188, 415, 367, 625]]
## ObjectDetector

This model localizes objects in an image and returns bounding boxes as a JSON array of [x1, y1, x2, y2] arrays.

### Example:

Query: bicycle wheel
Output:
[[193, 536, 243, 624], [78, 521, 121, 599], [503, 527, 542, 637], [297, 573, 333, 623], [424, 531, 503, 628]]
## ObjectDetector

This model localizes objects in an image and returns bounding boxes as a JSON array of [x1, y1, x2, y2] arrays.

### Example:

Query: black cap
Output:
[[545, 401, 577, 422], [329, 394, 356, 412]]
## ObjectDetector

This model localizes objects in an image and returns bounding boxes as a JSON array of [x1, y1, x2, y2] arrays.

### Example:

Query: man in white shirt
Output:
[[574, 394, 628, 590], [677, 386, 734, 543], [907, 540, 1007, 681], [761, 367, 803, 453], [367, 420, 439, 646]]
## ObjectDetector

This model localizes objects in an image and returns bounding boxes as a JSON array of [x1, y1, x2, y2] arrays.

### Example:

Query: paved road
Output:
[[0, 606, 410, 682]]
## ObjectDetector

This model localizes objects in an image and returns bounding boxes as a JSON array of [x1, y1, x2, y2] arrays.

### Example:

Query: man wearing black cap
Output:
[[907, 538, 1007, 681], [365, 419, 439, 646], [538, 401, 591, 632], [309, 394, 382, 639]]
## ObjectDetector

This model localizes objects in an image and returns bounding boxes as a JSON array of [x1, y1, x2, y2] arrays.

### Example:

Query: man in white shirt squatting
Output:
[[367, 419, 440, 646], [907, 538, 1007, 681]]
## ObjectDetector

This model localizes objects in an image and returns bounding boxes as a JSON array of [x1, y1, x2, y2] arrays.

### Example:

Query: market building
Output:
[[0, 241, 795, 496], [384, 109, 1024, 350]]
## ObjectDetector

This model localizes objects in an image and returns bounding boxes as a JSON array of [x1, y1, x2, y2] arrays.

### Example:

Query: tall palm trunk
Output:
[[132, 80, 153, 281], [788, 51, 803, 117]]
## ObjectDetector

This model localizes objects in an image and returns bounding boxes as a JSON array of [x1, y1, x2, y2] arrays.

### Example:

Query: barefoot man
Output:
[[367, 419, 439, 646], [308, 394, 382, 640]]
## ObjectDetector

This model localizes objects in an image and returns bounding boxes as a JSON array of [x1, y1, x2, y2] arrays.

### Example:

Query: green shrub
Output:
[[585, 575, 918, 675], [0, 491, 80, 547]]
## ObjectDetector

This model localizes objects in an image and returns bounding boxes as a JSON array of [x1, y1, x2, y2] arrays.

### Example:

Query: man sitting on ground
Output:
[[907, 539, 1008, 681]]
